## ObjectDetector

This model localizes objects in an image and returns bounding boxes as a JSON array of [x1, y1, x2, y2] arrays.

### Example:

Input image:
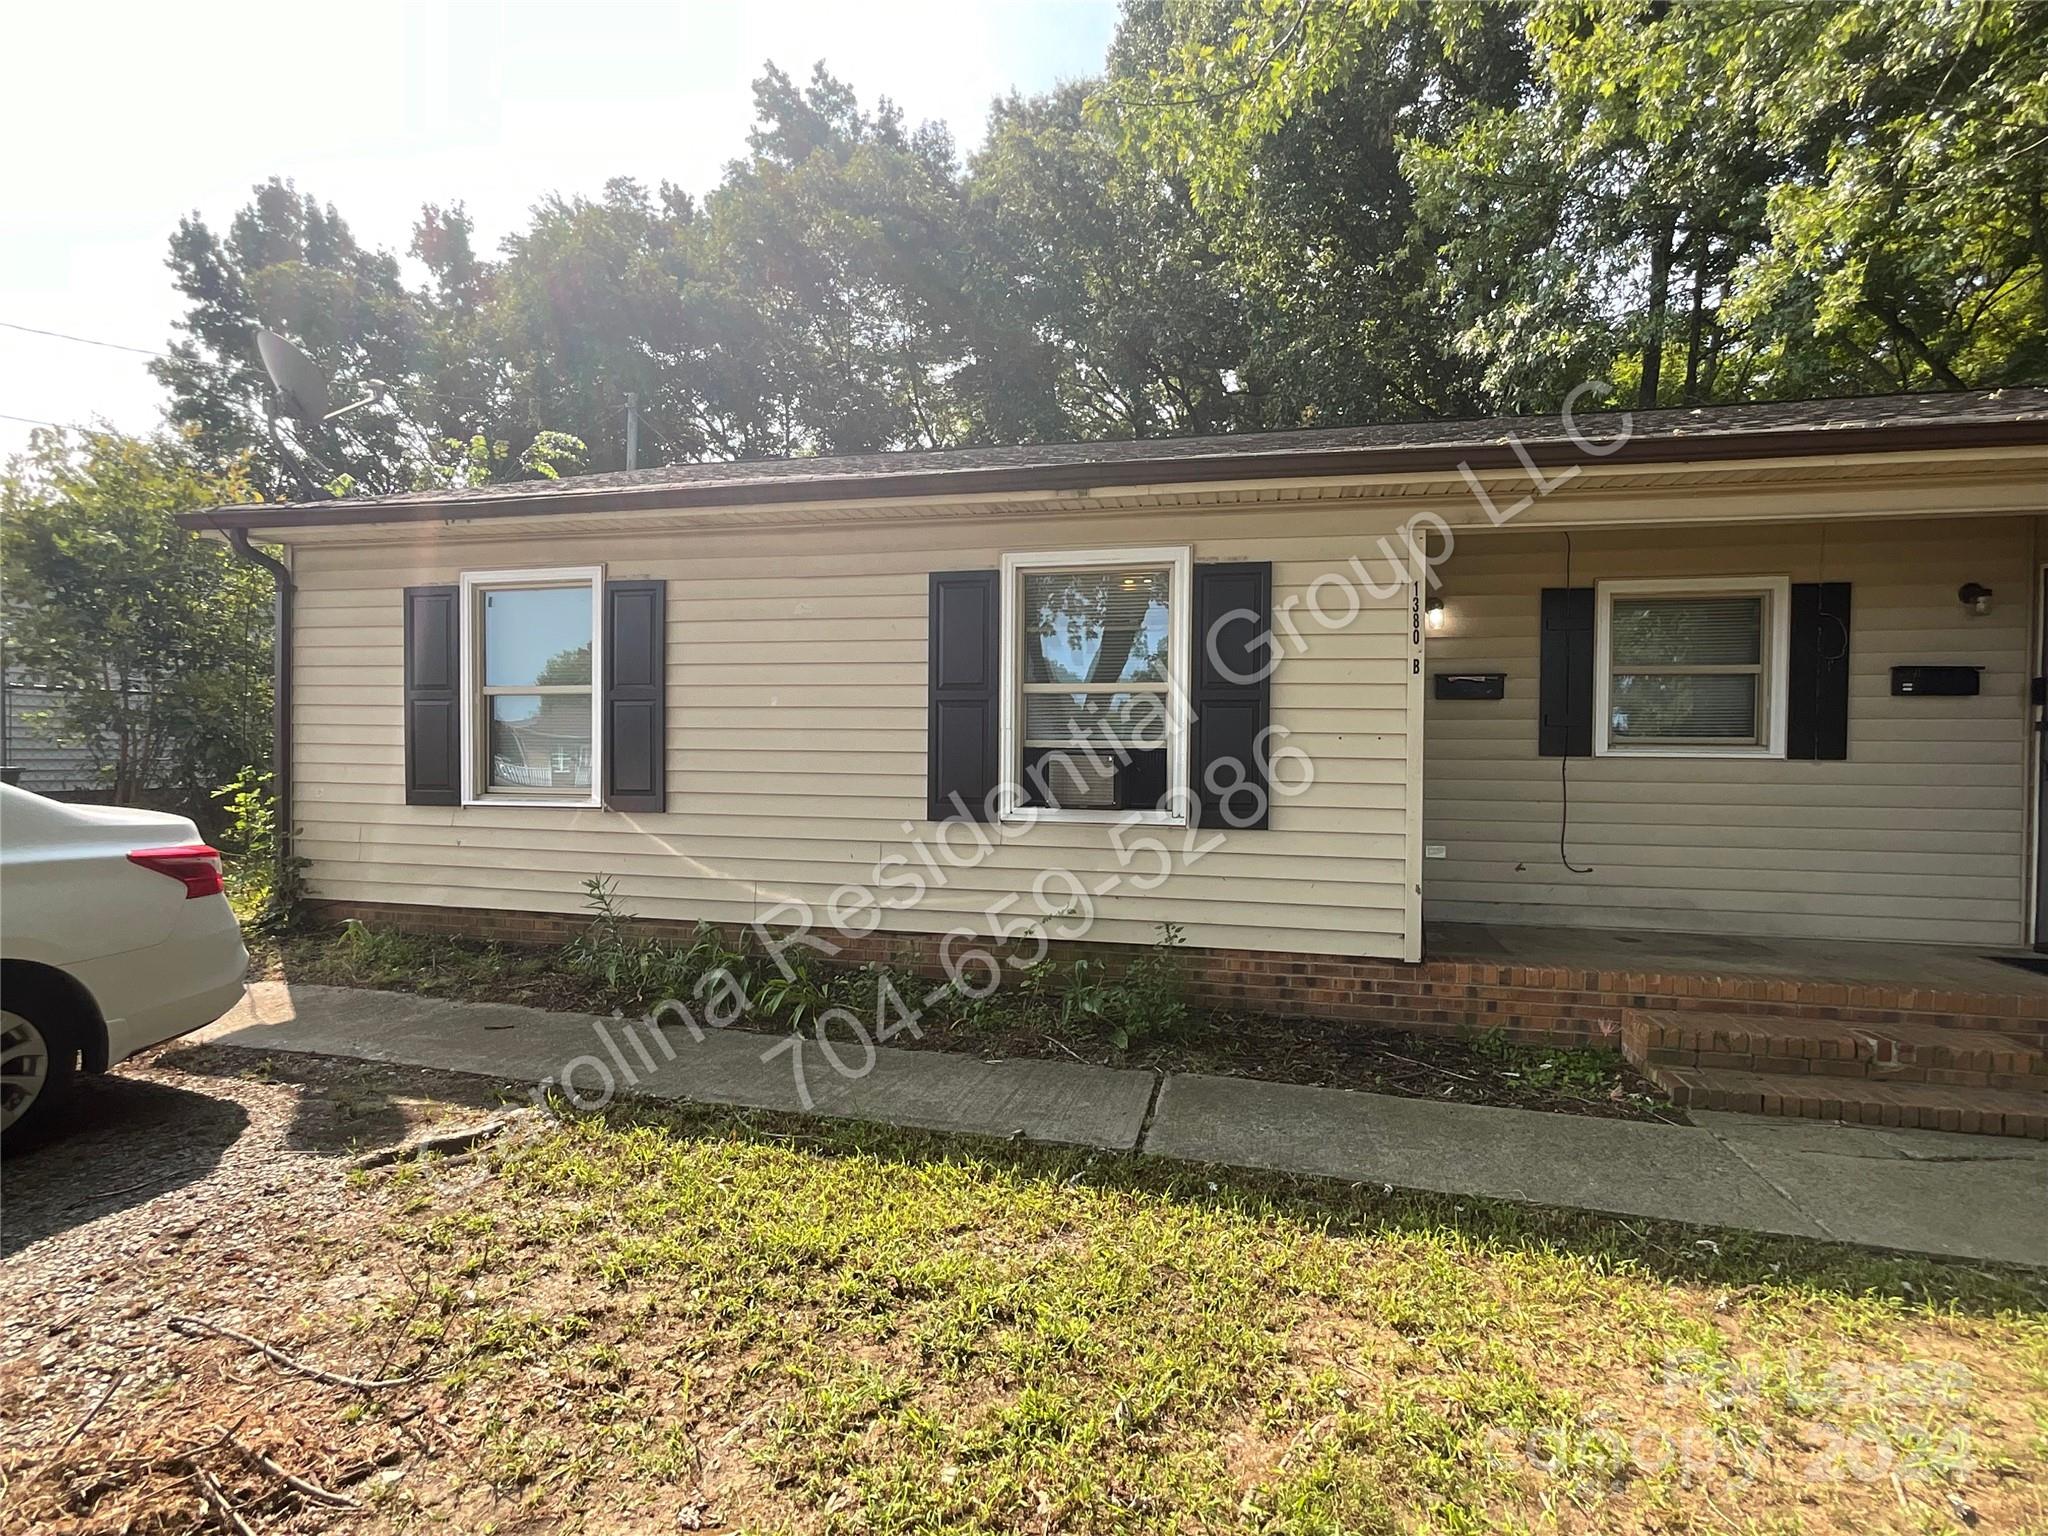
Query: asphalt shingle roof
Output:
[[190, 387, 2048, 529]]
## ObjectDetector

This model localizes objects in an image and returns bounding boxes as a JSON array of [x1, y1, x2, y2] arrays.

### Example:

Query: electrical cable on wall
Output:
[[1559, 529, 1594, 875]]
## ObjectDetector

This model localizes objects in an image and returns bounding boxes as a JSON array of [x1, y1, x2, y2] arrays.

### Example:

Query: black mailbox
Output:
[[1434, 672, 1507, 701], [1890, 665, 1982, 697]]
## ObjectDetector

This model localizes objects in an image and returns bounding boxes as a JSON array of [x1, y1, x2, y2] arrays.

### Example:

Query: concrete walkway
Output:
[[200, 983, 2048, 1268]]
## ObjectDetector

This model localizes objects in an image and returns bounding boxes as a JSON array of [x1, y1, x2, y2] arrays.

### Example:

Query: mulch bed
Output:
[[253, 929, 1682, 1124], [897, 1007, 1682, 1123]]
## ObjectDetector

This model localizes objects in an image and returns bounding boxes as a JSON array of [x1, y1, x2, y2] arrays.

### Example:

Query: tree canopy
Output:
[[148, 1, 2045, 496], [1117, 0, 2048, 408], [0, 430, 272, 804], [9, 0, 2032, 808]]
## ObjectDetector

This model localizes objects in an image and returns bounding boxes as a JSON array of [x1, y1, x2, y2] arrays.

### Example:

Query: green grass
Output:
[[364, 1102, 2048, 1534]]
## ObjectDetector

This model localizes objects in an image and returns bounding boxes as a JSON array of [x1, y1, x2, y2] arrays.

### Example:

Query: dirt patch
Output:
[[1, 1048, 518, 1533]]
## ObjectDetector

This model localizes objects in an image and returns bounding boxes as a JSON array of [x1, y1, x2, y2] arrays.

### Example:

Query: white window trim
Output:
[[1594, 575, 1790, 759], [997, 546, 1192, 826], [458, 565, 606, 808]]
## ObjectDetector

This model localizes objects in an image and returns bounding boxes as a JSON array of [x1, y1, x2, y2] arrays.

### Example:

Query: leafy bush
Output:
[[561, 876, 762, 1012], [563, 876, 682, 1004], [1013, 921, 1189, 1051], [214, 767, 304, 926], [1469, 1030, 1615, 1092], [1105, 921, 1189, 1049], [754, 946, 834, 1030], [558, 877, 1188, 1049]]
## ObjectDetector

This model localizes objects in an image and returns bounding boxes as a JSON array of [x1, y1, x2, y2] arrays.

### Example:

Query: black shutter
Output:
[[403, 585, 461, 806], [1787, 581, 1851, 761], [1190, 561, 1273, 829], [604, 580, 666, 811], [1538, 587, 1595, 757], [928, 570, 999, 821]]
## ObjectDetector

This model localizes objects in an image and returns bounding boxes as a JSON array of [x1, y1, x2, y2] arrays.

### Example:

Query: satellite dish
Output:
[[256, 329, 331, 424], [251, 327, 395, 498]]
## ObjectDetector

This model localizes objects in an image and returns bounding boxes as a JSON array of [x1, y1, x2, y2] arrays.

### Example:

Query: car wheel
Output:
[[1, 1004, 75, 1151]]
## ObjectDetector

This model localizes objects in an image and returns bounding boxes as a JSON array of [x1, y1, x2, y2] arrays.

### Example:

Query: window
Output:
[[460, 567, 603, 803], [999, 547, 1190, 822], [1595, 577, 1789, 757]]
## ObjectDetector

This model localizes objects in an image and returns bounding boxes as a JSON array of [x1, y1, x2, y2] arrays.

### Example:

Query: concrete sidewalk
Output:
[[200, 983, 2048, 1268]]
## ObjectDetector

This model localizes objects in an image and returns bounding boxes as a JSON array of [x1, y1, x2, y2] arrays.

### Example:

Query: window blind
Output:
[[1018, 565, 1172, 812], [1021, 568, 1171, 686], [1610, 595, 1763, 667], [1607, 592, 1768, 746], [1609, 674, 1761, 740]]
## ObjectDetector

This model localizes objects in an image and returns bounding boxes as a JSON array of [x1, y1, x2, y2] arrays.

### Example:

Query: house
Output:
[[0, 670, 134, 795], [186, 389, 2048, 1134]]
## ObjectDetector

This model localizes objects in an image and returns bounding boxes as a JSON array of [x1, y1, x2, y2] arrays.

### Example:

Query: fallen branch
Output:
[[1378, 1051, 1478, 1083], [168, 1314, 415, 1391], [42, 1369, 124, 1467], [230, 1438, 359, 1509], [62, 1177, 159, 1211], [165, 1415, 251, 1466], [190, 1464, 257, 1536], [350, 1112, 525, 1170]]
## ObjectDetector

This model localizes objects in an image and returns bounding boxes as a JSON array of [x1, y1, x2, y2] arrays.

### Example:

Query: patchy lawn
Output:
[[5, 1045, 2043, 1534], [252, 922, 1678, 1123]]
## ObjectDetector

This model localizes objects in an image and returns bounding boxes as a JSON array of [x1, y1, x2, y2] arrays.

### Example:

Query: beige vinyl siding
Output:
[[1423, 515, 2035, 945], [291, 504, 1425, 960]]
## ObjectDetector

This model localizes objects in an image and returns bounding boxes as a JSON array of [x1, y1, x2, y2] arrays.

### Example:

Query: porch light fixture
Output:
[[1425, 593, 1446, 630], [1958, 582, 1994, 616]]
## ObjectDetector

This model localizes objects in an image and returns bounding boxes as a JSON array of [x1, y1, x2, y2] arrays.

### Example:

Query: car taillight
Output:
[[127, 843, 226, 899]]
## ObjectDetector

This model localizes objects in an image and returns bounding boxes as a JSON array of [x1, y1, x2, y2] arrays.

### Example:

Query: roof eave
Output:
[[175, 416, 2048, 537]]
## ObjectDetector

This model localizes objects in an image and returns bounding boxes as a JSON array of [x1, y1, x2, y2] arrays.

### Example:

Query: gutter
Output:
[[223, 528, 295, 895], [174, 414, 2048, 536]]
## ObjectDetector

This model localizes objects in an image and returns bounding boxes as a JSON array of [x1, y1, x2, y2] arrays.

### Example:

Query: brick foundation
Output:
[[305, 899, 2048, 1050]]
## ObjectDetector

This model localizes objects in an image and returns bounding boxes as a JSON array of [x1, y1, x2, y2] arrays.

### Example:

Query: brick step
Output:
[[1649, 1065, 2048, 1138], [1622, 1009, 2047, 1092]]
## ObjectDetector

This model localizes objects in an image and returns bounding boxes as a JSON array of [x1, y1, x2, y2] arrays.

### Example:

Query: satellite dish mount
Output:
[[255, 328, 388, 496]]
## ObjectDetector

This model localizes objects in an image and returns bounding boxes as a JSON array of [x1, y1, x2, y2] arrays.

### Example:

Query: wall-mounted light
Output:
[[1425, 594, 1446, 630], [1959, 582, 1994, 616]]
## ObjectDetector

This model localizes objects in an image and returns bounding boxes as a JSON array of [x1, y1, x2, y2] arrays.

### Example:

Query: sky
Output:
[[0, 0, 1120, 461]]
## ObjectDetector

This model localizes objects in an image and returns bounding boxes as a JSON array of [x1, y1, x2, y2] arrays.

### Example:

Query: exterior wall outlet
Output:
[[1424, 843, 1447, 859]]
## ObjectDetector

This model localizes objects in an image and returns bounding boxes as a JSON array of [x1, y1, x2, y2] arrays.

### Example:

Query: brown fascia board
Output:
[[176, 417, 2048, 536]]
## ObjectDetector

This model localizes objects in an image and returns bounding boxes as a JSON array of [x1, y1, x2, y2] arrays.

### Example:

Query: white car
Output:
[[0, 784, 249, 1147]]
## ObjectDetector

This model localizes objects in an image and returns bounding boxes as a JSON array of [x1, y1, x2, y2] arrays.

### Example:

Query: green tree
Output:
[[1, 430, 273, 807], [971, 81, 1252, 437], [154, 177, 426, 497], [1108, 0, 1526, 422], [485, 178, 724, 469], [1117, 0, 2047, 411], [1716, 0, 2048, 393], [158, 180, 604, 495], [408, 431, 589, 494], [409, 202, 514, 452], [145, 9, 2047, 476], [1404, 0, 1787, 408], [700, 64, 985, 453]]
